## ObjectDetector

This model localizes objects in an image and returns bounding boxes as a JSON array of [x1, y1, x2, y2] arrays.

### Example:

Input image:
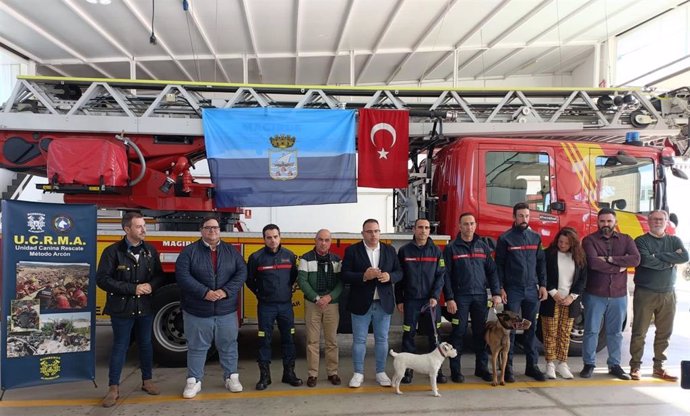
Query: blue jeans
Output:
[[351, 300, 391, 374], [582, 293, 627, 367], [183, 311, 239, 381], [449, 294, 490, 375], [505, 286, 540, 370], [108, 315, 153, 386], [402, 299, 439, 354], [257, 302, 296, 365]]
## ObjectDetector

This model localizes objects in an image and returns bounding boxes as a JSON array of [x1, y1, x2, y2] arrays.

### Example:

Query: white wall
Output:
[[0, 49, 31, 105]]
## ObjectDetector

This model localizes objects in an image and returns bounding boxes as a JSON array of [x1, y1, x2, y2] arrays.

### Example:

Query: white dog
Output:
[[390, 341, 458, 397]]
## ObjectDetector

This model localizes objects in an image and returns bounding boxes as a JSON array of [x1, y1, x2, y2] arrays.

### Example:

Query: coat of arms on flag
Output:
[[269, 134, 298, 180]]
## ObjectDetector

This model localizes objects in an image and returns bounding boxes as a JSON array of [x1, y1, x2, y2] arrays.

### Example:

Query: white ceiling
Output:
[[0, 0, 683, 86]]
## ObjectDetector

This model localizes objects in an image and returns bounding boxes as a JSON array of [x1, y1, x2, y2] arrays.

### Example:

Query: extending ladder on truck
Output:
[[1, 76, 688, 228]]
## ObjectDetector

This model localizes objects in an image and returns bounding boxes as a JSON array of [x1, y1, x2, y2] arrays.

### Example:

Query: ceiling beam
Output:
[[0, 0, 113, 78], [37, 39, 602, 67], [63, 0, 157, 80], [121, 0, 194, 81], [418, 0, 511, 82], [442, 0, 555, 80], [187, 0, 231, 82], [355, 0, 404, 85], [383, 0, 457, 84], [240, 0, 263, 82], [325, 0, 355, 85]]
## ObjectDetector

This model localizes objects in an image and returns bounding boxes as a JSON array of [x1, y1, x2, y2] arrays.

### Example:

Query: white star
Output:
[[377, 148, 389, 159]]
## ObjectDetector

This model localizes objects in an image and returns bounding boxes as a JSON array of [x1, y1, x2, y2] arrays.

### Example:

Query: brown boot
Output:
[[141, 379, 161, 395], [101, 385, 119, 408]]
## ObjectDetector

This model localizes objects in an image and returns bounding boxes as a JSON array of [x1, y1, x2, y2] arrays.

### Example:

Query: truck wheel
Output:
[[152, 284, 187, 367]]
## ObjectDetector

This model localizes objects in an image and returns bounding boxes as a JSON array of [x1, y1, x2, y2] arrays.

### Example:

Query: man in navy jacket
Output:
[[247, 224, 302, 390], [176, 216, 247, 398], [396, 218, 446, 384], [342, 219, 403, 388], [443, 212, 502, 383], [495, 203, 548, 382]]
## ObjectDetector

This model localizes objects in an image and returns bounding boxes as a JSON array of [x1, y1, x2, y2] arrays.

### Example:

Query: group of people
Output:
[[95, 204, 688, 407]]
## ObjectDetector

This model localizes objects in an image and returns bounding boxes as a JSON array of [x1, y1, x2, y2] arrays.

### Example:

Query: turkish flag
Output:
[[357, 109, 409, 188]]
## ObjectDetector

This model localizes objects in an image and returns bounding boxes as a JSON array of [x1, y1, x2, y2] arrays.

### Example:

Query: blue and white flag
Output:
[[203, 108, 357, 207]]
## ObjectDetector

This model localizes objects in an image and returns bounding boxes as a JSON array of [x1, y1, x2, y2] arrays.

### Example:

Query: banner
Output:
[[203, 108, 357, 207], [357, 108, 409, 188], [1, 200, 96, 390]]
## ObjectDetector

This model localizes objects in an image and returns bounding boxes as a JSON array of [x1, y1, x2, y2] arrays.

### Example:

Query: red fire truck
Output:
[[1, 76, 688, 365]]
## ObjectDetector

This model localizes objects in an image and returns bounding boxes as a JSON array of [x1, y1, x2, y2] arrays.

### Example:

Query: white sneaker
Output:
[[349, 372, 364, 388], [545, 362, 557, 379], [376, 372, 392, 387], [225, 373, 243, 393], [556, 361, 574, 379], [183, 377, 201, 399]]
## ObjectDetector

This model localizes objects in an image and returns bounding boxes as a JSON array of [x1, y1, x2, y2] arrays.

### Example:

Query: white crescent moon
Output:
[[370, 123, 396, 148]]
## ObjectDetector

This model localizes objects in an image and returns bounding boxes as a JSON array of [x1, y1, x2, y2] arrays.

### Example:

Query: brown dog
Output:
[[484, 310, 532, 386]]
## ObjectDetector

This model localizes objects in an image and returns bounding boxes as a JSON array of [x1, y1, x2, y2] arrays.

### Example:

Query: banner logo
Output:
[[52, 216, 73, 233], [27, 213, 46, 233], [269, 134, 298, 180], [39, 356, 61, 380]]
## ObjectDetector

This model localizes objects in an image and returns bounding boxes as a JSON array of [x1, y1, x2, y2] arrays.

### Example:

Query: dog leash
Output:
[[420, 303, 439, 346]]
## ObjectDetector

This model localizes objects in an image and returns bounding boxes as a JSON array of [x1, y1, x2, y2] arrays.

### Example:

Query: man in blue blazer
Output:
[[342, 219, 403, 388]]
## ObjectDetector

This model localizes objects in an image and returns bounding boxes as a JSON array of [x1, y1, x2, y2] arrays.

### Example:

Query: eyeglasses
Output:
[[202, 226, 220, 231]]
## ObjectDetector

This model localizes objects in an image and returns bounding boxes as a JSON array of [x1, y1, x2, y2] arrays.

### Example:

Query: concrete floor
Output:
[[2, 278, 690, 416]]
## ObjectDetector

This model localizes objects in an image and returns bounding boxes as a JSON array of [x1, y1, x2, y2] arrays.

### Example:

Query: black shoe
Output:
[[608, 365, 631, 381], [474, 369, 493, 382], [504, 370, 516, 383], [580, 364, 595, 378], [401, 369, 413, 384], [451, 372, 465, 383], [436, 369, 448, 384], [282, 363, 303, 387], [256, 362, 271, 390], [525, 366, 546, 382]]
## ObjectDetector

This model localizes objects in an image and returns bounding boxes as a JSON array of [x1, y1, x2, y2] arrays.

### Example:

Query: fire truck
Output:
[[1, 76, 688, 366]]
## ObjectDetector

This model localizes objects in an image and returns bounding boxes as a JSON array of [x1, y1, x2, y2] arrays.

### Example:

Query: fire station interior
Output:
[[1, 1, 690, 415]]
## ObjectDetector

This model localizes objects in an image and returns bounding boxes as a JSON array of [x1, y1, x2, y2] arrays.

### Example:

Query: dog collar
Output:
[[437, 345, 446, 357]]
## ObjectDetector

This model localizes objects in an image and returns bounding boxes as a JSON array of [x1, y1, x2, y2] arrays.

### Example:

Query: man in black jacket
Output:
[[247, 224, 302, 390], [443, 213, 502, 383], [495, 202, 548, 382], [342, 219, 403, 388], [176, 216, 248, 398], [396, 218, 446, 384], [96, 212, 164, 407]]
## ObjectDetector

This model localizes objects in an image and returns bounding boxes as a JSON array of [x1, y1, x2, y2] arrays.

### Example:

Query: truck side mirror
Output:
[[672, 167, 688, 180], [550, 201, 565, 212]]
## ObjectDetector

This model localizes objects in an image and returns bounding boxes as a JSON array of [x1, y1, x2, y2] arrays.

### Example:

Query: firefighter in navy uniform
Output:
[[396, 218, 447, 384], [495, 202, 548, 382], [443, 212, 502, 383], [247, 224, 303, 390]]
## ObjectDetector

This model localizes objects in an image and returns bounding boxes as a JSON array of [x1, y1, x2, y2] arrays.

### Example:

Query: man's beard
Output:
[[517, 222, 529, 230], [600, 226, 613, 235]]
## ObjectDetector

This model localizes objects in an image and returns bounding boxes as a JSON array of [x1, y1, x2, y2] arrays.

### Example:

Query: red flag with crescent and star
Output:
[[357, 108, 409, 188]]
